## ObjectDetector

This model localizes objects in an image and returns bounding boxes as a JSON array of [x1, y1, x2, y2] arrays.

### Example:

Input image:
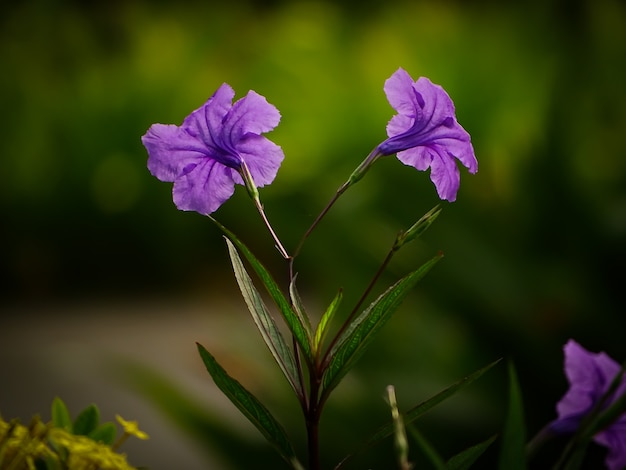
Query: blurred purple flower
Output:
[[550, 339, 626, 470], [377, 68, 477, 202], [142, 83, 284, 215]]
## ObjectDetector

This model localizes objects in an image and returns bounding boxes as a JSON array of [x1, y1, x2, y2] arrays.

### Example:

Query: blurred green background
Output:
[[1, 0, 625, 468]]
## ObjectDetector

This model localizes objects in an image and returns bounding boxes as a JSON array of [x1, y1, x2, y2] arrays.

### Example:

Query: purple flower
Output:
[[550, 339, 626, 470], [142, 83, 284, 215], [377, 68, 477, 202]]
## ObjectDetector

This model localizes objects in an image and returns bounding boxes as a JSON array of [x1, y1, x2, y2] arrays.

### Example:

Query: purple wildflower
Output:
[[550, 339, 626, 470], [377, 68, 477, 202], [142, 83, 284, 215]]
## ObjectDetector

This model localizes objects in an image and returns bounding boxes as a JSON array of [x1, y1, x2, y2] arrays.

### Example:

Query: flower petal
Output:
[[386, 113, 414, 140], [595, 419, 626, 470], [222, 90, 281, 144], [411, 77, 457, 135], [143, 124, 207, 182], [395, 146, 431, 171], [182, 83, 235, 147], [428, 147, 461, 201], [437, 135, 478, 173], [236, 135, 284, 187], [172, 159, 238, 215], [557, 340, 620, 419], [383, 68, 418, 116], [396, 143, 461, 201]]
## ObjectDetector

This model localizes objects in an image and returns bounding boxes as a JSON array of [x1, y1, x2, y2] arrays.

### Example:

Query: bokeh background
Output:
[[1, 0, 625, 468]]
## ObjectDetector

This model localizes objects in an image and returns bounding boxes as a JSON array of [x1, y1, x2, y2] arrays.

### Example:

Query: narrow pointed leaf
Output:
[[197, 343, 302, 469], [334, 359, 501, 469], [404, 360, 501, 426], [226, 238, 302, 396], [498, 360, 526, 470], [51, 397, 72, 432], [117, 360, 291, 469], [314, 289, 343, 353], [210, 217, 313, 360], [447, 435, 497, 470], [73, 404, 100, 436], [322, 255, 442, 396]]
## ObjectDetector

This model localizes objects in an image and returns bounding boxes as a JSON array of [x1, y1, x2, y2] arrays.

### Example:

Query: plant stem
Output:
[[287, 147, 384, 469], [253, 197, 290, 259], [292, 181, 349, 261], [307, 368, 322, 470], [307, 413, 320, 470]]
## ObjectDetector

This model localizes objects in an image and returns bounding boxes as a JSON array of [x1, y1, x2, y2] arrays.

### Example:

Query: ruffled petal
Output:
[[182, 83, 235, 148], [428, 146, 461, 201], [437, 134, 478, 173], [557, 340, 603, 419], [412, 77, 457, 135], [398, 144, 460, 201], [396, 146, 431, 171], [142, 124, 207, 182], [595, 419, 626, 470], [172, 159, 237, 215], [223, 90, 281, 144], [236, 135, 284, 187], [386, 113, 414, 139], [383, 68, 419, 116], [557, 340, 622, 423]]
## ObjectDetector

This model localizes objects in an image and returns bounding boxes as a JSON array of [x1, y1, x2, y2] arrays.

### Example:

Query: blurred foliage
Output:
[[1, 0, 626, 467]]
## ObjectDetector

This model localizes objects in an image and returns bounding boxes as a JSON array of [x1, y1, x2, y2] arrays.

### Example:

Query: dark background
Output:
[[1, 0, 625, 468]]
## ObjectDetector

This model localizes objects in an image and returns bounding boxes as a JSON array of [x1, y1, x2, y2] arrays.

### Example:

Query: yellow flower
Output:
[[0, 416, 56, 468], [49, 428, 137, 470], [115, 415, 149, 440]]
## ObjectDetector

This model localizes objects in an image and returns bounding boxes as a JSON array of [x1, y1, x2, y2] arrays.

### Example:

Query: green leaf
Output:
[[225, 238, 302, 397], [334, 359, 500, 469], [314, 289, 343, 354], [447, 435, 497, 470], [197, 342, 302, 469], [289, 275, 312, 335], [88, 422, 117, 445], [322, 255, 442, 396], [117, 359, 289, 469], [73, 404, 100, 436], [403, 359, 501, 432], [51, 397, 72, 432], [210, 217, 313, 361], [498, 360, 526, 470]]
